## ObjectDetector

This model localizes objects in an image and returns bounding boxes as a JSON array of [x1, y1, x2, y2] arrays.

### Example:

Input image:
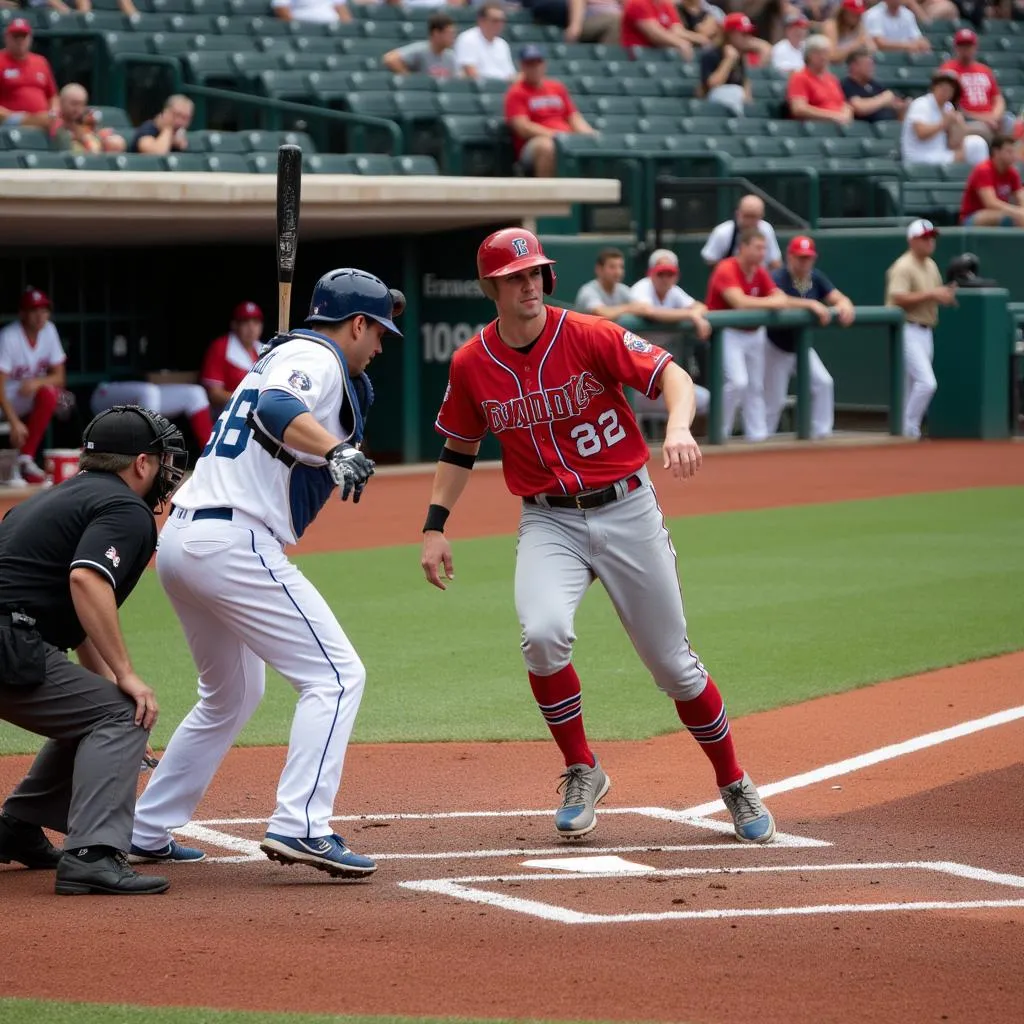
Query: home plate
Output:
[[520, 855, 655, 874]]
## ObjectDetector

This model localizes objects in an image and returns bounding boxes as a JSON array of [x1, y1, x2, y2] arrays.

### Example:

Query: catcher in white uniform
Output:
[[130, 269, 403, 879]]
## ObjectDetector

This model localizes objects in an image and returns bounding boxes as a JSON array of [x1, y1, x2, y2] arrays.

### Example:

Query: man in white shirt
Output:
[[701, 194, 783, 270], [0, 287, 68, 487], [901, 69, 988, 167], [271, 0, 350, 26], [455, 2, 516, 82], [772, 11, 808, 76], [863, 0, 930, 54]]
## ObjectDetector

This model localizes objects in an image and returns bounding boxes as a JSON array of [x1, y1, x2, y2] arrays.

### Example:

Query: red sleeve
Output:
[[623, 0, 655, 23], [585, 317, 673, 398], [200, 337, 227, 387], [971, 163, 996, 190], [558, 82, 577, 117], [786, 70, 810, 103], [708, 260, 741, 302], [504, 83, 529, 121], [435, 349, 488, 442], [756, 266, 777, 294]]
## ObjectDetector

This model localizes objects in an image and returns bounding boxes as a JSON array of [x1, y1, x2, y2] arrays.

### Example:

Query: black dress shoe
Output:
[[0, 812, 62, 870], [55, 851, 170, 895]]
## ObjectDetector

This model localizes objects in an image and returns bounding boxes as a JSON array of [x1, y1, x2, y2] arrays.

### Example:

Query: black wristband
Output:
[[439, 446, 477, 470], [423, 503, 450, 534]]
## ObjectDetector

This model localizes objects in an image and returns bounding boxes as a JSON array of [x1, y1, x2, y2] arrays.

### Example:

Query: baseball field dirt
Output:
[[0, 438, 1021, 1024]]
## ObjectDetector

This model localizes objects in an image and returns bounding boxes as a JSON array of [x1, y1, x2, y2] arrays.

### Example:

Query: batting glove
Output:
[[326, 444, 375, 503]]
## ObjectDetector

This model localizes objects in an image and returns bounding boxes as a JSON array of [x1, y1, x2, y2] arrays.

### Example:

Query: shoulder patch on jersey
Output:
[[288, 369, 312, 392], [622, 330, 653, 354], [105, 546, 121, 568]]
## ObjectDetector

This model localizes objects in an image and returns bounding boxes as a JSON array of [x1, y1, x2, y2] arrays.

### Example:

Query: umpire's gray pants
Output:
[[0, 646, 150, 851]]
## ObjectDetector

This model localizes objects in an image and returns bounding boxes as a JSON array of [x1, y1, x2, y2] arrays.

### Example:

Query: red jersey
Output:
[[786, 68, 846, 113], [435, 305, 672, 497], [200, 333, 258, 397], [959, 158, 1023, 220], [504, 79, 577, 158], [621, 0, 682, 49], [0, 52, 57, 114], [705, 257, 778, 311], [940, 59, 999, 116]]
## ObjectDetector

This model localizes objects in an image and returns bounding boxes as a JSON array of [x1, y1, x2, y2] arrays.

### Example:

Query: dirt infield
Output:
[[0, 439, 1022, 1023]]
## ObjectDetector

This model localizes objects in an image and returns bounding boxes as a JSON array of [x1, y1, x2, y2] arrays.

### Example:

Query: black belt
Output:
[[170, 505, 233, 522], [525, 475, 642, 511]]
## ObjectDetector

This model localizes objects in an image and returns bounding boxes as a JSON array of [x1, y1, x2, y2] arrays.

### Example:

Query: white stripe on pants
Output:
[[902, 323, 936, 438], [132, 514, 366, 846], [763, 342, 835, 439], [721, 327, 768, 441]]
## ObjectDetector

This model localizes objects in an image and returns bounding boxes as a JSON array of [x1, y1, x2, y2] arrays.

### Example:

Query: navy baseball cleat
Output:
[[719, 772, 776, 844], [128, 840, 206, 864], [260, 833, 377, 878]]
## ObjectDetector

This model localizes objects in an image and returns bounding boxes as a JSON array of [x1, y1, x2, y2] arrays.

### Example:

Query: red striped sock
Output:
[[674, 676, 743, 788], [529, 665, 595, 768]]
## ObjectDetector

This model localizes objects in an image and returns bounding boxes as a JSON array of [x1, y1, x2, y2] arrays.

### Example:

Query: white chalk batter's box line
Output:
[[399, 861, 1024, 925], [174, 808, 829, 864]]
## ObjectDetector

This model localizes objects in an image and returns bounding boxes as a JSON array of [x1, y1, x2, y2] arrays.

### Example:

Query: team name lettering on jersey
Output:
[[480, 371, 605, 433]]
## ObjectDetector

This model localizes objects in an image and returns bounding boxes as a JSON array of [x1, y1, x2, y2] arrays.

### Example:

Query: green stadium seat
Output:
[[861, 138, 898, 158], [0, 127, 49, 151], [281, 52, 344, 71], [205, 33, 261, 53], [102, 31, 153, 57], [246, 16, 294, 36], [77, 11, 132, 31], [292, 36, 346, 54], [65, 153, 116, 171], [744, 137, 796, 157], [392, 154, 439, 175], [226, 0, 271, 14], [477, 92, 503, 116], [149, 33, 199, 56], [838, 119, 876, 138], [190, 129, 249, 153], [471, 77, 508, 96], [304, 154, 358, 174], [763, 120, 805, 137], [872, 120, 902, 140], [800, 121, 841, 138], [93, 106, 133, 129], [939, 163, 972, 182], [247, 152, 278, 173], [163, 153, 211, 171], [391, 73, 439, 93], [0, 152, 26, 169], [434, 93, 480, 116], [343, 38, 394, 58], [350, 154, 395, 174], [280, 130, 316, 152], [150, 0, 194, 13], [110, 154, 166, 171], [345, 92, 399, 118], [190, 0, 231, 14], [635, 115, 680, 135], [182, 51, 240, 85], [257, 70, 313, 102], [440, 115, 503, 176], [340, 70, 394, 92], [163, 13, 223, 33], [821, 137, 865, 158], [232, 52, 279, 78]]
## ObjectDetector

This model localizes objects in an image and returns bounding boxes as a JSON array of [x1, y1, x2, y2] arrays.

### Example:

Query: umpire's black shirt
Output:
[[0, 472, 156, 651]]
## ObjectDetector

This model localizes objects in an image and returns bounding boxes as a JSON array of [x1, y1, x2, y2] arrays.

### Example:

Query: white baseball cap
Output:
[[907, 218, 939, 241]]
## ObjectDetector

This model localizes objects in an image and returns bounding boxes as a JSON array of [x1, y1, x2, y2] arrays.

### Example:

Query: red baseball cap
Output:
[[788, 236, 817, 258], [841, 0, 866, 13], [954, 27, 978, 45], [20, 287, 50, 312], [723, 12, 755, 34], [232, 300, 263, 322], [5, 18, 32, 36]]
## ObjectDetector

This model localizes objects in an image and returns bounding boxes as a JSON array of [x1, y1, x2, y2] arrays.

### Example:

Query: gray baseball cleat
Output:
[[554, 760, 611, 838], [720, 772, 776, 844]]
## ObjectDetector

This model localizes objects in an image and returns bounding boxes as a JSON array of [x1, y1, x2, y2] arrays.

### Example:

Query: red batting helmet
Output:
[[477, 228, 556, 299]]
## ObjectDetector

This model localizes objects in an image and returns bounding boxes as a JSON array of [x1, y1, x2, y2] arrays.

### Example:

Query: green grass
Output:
[[0, 1002, 615, 1024], [0, 487, 1021, 756]]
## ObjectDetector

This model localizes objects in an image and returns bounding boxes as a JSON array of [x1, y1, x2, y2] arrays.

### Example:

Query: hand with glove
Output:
[[326, 443, 376, 503]]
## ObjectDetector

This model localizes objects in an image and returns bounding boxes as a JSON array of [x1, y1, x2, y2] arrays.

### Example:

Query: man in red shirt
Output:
[[504, 45, 596, 178], [200, 301, 265, 415], [959, 135, 1024, 228], [787, 34, 853, 125], [0, 20, 58, 129], [620, 0, 693, 59], [419, 227, 776, 846], [940, 28, 1015, 143], [705, 228, 789, 442]]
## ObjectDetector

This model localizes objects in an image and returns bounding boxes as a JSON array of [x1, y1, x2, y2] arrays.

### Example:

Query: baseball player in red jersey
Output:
[[419, 228, 775, 844]]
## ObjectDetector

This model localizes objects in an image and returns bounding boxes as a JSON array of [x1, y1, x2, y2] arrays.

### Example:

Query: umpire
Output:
[[0, 405, 187, 896]]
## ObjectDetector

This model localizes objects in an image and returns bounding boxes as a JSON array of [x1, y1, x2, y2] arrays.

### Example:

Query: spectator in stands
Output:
[[564, 0, 624, 46], [50, 84, 127, 153], [901, 69, 988, 167], [698, 12, 759, 118], [0, 20, 58, 130], [677, 0, 721, 47], [772, 12, 809, 76], [940, 27, 1016, 143], [704, 229, 789, 442], [787, 34, 853, 125], [620, 0, 695, 60], [765, 235, 855, 440], [505, 45, 596, 177], [822, 0, 875, 63], [384, 13, 459, 78], [130, 95, 193, 155], [958, 134, 1024, 227], [702, 193, 783, 269], [629, 249, 713, 338], [885, 219, 956, 439], [200, 301, 264, 416], [455, 3, 516, 81], [574, 248, 646, 322], [271, 0, 352, 26], [842, 48, 908, 122], [0, 288, 68, 487], [863, 0, 931, 54]]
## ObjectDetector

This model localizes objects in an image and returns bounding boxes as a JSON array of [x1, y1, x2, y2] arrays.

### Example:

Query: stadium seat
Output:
[[190, 130, 248, 152], [181, 51, 240, 86], [93, 106, 132, 129], [305, 154, 359, 174], [247, 152, 278, 173], [163, 153, 211, 171], [392, 154, 439, 175], [0, 152, 23, 168], [65, 153, 115, 171], [110, 154, 167, 171], [0, 127, 49, 151], [205, 153, 251, 173], [18, 152, 70, 170], [257, 70, 314, 102]]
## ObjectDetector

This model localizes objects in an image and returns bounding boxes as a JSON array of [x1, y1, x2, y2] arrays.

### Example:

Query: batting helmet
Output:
[[305, 268, 403, 338], [82, 404, 189, 512], [477, 228, 556, 299]]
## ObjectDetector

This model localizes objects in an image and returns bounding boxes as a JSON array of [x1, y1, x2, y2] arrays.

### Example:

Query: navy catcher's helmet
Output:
[[305, 268, 403, 338]]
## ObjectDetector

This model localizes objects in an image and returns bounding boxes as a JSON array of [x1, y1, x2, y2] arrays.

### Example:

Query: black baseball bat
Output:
[[276, 143, 303, 336]]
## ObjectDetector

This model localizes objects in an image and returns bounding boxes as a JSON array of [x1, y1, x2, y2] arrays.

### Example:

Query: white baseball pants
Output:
[[91, 381, 209, 418], [721, 327, 768, 442], [132, 510, 366, 847], [902, 323, 937, 439], [763, 342, 835, 439]]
